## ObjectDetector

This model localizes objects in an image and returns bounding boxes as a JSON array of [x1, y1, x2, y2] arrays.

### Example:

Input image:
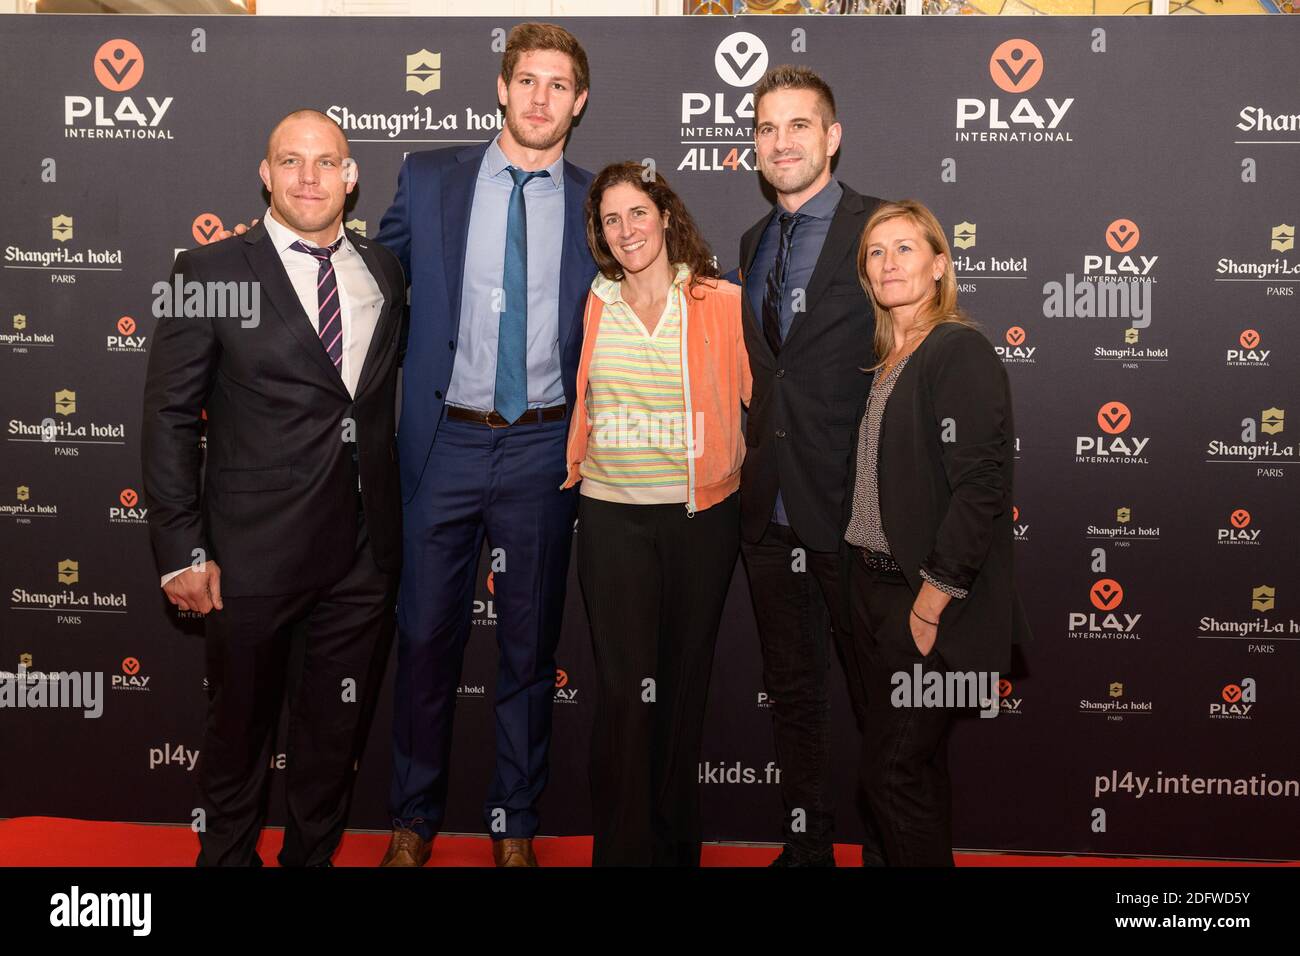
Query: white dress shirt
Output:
[[160, 209, 385, 588]]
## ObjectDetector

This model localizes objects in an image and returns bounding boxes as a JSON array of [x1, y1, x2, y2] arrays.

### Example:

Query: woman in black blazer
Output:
[[843, 199, 1031, 866]]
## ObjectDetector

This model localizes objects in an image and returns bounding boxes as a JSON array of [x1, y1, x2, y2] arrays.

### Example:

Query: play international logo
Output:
[[1069, 577, 1142, 640], [1098, 402, 1128, 434], [996, 326, 1036, 364], [1105, 219, 1139, 253], [405, 50, 441, 95], [1075, 401, 1150, 464], [1091, 578, 1123, 611], [714, 32, 767, 87], [988, 39, 1043, 94], [65, 38, 174, 139], [191, 213, 224, 246], [93, 39, 144, 92], [956, 37, 1073, 143], [1227, 328, 1270, 367]]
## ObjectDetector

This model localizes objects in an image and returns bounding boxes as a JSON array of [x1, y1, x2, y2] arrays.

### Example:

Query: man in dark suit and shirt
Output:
[[373, 23, 597, 868], [142, 109, 406, 866], [738, 66, 885, 866]]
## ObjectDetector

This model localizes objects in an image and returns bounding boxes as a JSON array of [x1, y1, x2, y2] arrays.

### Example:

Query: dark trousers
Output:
[[577, 492, 740, 866], [849, 550, 957, 867], [390, 416, 575, 841], [197, 510, 396, 867], [741, 521, 878, 861]]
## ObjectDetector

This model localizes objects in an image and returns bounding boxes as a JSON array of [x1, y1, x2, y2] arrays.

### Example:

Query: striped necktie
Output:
[[290, 237, 346, 373]]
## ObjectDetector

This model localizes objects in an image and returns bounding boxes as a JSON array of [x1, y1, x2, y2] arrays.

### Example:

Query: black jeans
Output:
[[741, 521, 878, 862], [577, 492, 740, 866], [850, 549, 959, 867]]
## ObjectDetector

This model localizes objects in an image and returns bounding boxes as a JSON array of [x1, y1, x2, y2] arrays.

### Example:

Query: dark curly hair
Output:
[[584, 161, 718, 297]]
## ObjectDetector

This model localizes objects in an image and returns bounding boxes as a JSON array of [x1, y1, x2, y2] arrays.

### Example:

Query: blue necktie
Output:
[[496, 167, 548, 424]]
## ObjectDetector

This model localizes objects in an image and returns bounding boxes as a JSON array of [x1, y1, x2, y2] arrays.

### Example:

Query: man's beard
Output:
[[762, 151, 825, 196], [505, 109, 571, 152]]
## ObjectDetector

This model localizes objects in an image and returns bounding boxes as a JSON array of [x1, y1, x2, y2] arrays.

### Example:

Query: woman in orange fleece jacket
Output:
[[564, 162, 750, 866]]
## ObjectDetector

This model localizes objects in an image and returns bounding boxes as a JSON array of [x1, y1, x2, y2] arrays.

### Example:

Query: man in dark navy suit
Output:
[[374, 22, 597, 867]]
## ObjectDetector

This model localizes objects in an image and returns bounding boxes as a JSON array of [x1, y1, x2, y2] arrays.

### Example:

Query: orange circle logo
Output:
[[1105, 219, 1140, 253], [119, 488, 139, 507], [122, 657, 141, 675], [1229, 509, 1251, 529], [485, 571, 495, 595], [1012, 505, 1020, 522], [116, 316, 136, 336], [192, 214, 224, 246], [555, 669, 569, 689], [998, 679, 1013, 699], [1090, 578, 1124, 611], [989, 39, 1044, 94], [1221, 683, 1242, 703], [1239, 329, 1260, 349], [93, 39, 144, 93], [1096, 402, 1132, 435], [1005, 326, 1026, 346]]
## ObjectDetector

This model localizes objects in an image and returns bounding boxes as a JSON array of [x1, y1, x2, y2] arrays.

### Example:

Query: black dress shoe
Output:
[[768, 846, 835, 867]]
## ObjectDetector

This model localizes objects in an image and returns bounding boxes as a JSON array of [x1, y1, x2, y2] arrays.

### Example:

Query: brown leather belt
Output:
[[444, 404, 568, 428]]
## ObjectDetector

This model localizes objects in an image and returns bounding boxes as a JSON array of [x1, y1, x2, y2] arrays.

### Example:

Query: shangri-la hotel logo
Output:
[[57, 559, 79, 586], [1271, 224, 1295, 253], [52, 215, 73, 243], [405, 50, 442, 95], [1251, 585, 1275, 613]]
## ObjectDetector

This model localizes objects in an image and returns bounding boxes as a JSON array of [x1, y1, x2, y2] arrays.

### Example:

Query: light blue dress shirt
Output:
[[445, 134, 567, 412]]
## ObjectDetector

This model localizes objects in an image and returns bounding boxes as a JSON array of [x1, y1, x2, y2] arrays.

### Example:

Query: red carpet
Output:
[[1, 817, 1294, 867]]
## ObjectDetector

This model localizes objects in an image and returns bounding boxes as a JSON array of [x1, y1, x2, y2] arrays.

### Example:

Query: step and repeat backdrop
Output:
[[1, 14, 1297, 861]]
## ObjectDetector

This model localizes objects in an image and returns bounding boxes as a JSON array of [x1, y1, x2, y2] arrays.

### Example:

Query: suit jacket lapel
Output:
[[441, 145, 482, 333], [784, 187, 865, 349], [558, 160, 590, 354], [739, 210, 775, 352], [242, 225, 349, 398], [349, 229, 397, 399]]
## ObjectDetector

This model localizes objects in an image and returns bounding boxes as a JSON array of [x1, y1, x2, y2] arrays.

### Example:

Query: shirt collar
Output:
[[778, 178, 843, 222], [263, 207, 348, 255], [483, 132, 565, 191], [593, 262, 692, 305]]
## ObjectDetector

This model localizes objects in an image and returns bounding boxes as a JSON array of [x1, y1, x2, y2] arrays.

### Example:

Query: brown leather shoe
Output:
[[492, 837, 538, 867], [380, 826, 431, 867]]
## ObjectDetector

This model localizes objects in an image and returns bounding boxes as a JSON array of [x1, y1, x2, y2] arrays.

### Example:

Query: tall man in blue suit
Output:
[[374, 23, 597, 868]]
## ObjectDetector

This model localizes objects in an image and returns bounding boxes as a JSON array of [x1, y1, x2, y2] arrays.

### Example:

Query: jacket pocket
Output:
[[216, 465, 293, 493]]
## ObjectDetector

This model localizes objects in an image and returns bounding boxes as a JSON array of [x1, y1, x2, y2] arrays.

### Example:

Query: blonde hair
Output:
[[856, 199, 974, 370]]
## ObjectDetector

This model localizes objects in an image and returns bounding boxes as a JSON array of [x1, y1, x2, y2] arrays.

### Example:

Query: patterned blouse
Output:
[[844, 354, 968, 600]]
